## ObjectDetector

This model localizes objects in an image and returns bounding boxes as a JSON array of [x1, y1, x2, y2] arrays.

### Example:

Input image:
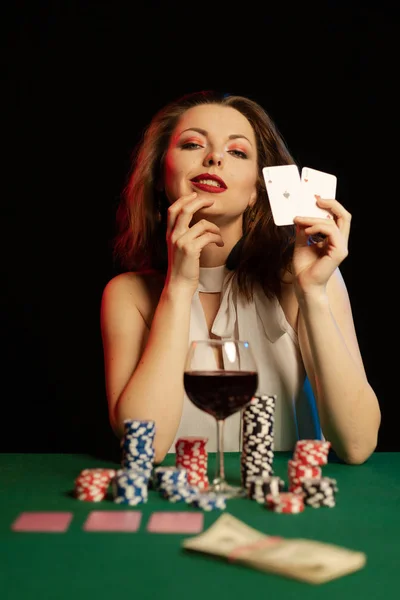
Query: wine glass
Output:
[[183, 339, 258, 498]]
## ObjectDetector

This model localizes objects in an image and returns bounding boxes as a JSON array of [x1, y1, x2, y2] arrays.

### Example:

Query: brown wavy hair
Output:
[[113, 90, 298, 300]]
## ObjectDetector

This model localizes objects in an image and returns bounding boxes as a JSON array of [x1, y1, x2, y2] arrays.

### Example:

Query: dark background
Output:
[[2, 1, 397, 456]]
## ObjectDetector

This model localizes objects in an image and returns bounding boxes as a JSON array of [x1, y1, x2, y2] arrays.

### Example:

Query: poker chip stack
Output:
[[288, 459, 322, 495], [112, 418, 156, 505], [74, 468, 116, 502], [193, 492, 227, 511], [120, 419, 156, 477], [154, 465, 227, 510], [301, 477, 339, 508], [153, 465, 189, 491], [240, 395, 276, 491], [175, 437, 209, 490], [73, 424, 226, 511], [266, 492, 305, 513], [153, 465, 197, 504], [288, 439, 338, 508], [247, 475, 285, 504], [293, 439, 331, 467], [112, 466, 150, 506]]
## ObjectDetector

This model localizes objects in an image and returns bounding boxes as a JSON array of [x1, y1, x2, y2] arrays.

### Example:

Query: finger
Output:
[[166, 192, 198, 235], [315, 197, 352, 240], [195, 232, 225, 249], [187, 219, 222, 238], [170, 196, 216, 236], [300, 220, 339, 239], [294, 215, 337, 232], [302, 221, 347, 254], [172, 219, 223, 246], [294, 217, 337, 244], [178, 232, 225, 254], [168, 192, 214, 235]]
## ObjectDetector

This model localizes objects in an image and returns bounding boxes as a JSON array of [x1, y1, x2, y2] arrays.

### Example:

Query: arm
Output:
[[100, 273, 193, 463], [297, 268, 381, 464], [293, 197, 381, 464], [101, 191, 224, 463]]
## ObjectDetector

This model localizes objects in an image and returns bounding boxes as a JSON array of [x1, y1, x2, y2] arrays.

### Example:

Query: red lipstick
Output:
[[190, 173, 227, 194]]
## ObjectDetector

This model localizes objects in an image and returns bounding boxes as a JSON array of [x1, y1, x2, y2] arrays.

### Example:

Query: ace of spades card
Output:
[[262, 165, 301, 226]]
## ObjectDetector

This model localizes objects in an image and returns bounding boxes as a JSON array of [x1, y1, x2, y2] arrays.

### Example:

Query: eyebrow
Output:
[[179, 127, 253, 146]]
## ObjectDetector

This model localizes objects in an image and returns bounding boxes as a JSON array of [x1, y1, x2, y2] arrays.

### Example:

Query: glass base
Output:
[[203, 479, 246, 499]]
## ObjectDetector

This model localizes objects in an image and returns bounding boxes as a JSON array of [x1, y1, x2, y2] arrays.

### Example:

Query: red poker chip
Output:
[[288, 460, 321, 477], [175, 438, 210, 490], [266, 492, 304, 513], [175, 436, 208, 444], [293, 440, 330, 465], [293, 450, 328, 466], [74, 467, 116, 501], [75, 468, 116, 485], [295, 439, 330, 452]]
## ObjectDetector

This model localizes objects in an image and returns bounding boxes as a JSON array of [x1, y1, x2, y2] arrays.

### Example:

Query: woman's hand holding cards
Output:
[[292, 196, 352, 297]]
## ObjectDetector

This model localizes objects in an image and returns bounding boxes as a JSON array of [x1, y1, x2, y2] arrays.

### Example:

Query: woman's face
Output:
[[163, 103, 258, 225]]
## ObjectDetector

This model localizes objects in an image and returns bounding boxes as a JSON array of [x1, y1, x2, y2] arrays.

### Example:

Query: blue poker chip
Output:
[[153, 466, 188, 490], [160, 483, 199, 504], [112, 468, 151, 504], [193, 492, 227, 511]]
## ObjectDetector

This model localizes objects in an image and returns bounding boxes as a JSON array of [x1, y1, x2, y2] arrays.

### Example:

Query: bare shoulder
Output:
[[101, 270, 165, 329]]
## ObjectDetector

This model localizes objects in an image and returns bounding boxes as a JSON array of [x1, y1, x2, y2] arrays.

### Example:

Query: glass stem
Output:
[[214, 419, 226, 486]]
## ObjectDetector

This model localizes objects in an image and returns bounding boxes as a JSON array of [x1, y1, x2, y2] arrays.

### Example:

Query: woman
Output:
[[100, 90, 381, 464]]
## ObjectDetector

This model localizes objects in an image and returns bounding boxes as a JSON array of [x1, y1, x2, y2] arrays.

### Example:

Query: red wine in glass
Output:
[[183, 340, 259, 498], [184, 370, 258, 420]]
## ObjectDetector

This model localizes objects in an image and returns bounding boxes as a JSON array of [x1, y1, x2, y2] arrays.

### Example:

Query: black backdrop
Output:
[[2, 1, 397, 456]]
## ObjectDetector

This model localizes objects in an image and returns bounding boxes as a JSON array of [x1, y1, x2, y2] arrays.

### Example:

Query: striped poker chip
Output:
[[301, 477, 338, 508], [193, 492, 227, 511], [160, 483, 199, 504], [241, 394, 275, 426], [77, 468, 116, 480], [266, 492, 305, 514], [112, 468, 149, 505], [293, 439, 331, 466], [73, 418, 157, 504], [175, 437, 209, 490], [247, 475, 285, 503], [240, 395, 276, 490], [153, 466, 188, 490], [121, 419, 156, 473], [287, 459, 322, 494], [74, 468, 116, 502], [122, 461, 152, 479], [120, 419, 156, 486]]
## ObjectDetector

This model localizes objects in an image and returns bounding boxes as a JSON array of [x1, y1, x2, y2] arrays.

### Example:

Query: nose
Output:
[[204, 150, 224, 167]]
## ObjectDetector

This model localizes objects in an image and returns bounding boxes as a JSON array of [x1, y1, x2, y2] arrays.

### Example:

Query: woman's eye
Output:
[[229, 149, 248, 159], [181, 142, 202, 149]]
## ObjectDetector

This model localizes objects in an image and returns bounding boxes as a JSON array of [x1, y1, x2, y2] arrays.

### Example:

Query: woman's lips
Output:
[[191, 181, 226, 194], [190, 173, 227, 194]]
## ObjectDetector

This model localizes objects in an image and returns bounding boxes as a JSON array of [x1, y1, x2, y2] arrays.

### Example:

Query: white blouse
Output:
[[168, 264, 322, 453]]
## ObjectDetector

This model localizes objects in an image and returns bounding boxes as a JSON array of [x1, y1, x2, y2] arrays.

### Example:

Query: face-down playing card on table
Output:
[[147, 511, 204, 533], [11, 512, 73, 532], [83, 511, 142, 532]]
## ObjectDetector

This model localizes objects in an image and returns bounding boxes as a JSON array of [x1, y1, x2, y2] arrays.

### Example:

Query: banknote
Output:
[[182, 513, 366, 584]]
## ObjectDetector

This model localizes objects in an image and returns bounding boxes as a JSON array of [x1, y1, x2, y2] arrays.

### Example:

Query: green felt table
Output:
[[1, 451, 399, 600]]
